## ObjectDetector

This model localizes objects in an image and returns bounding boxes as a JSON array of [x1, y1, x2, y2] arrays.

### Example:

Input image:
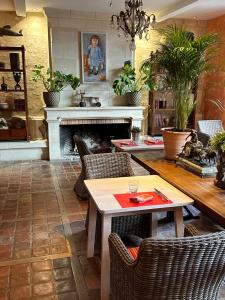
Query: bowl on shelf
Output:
[[0, 102, 9, 110]]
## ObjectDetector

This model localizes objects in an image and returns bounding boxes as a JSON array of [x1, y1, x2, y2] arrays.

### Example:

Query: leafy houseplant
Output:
[[149, 25, 218, 159], [32, 65, 80, 107], [130, 126, 142, 142], [113, 61, 156, 106], [210, 131, 225, 189]]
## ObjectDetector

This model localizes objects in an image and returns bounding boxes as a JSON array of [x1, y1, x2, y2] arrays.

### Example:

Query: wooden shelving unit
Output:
[[0, 46, 30, 141]]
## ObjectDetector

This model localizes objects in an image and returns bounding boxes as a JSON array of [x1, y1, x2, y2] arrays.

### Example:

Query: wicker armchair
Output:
[[73, 135, 111, 199], [197, 120, 224, 147], [83, 152, 150, 238], [109, 231, 225, 300]]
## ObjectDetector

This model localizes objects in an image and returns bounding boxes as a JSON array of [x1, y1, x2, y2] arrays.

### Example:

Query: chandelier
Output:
[[110, 0, 156, 51]]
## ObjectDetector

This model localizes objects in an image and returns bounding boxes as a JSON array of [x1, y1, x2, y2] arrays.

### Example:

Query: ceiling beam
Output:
[[157, 0, 200, 22], [13, 0, 26, 17]]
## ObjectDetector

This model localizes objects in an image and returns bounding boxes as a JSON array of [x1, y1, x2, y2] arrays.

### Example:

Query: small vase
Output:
[[131, 132, 140, 143]]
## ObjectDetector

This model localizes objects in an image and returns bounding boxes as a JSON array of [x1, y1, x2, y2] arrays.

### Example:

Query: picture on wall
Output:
[[81, 32, 106, 83]]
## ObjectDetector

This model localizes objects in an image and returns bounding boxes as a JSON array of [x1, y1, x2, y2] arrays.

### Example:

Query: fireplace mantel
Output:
[[44, 106, 145, 160]]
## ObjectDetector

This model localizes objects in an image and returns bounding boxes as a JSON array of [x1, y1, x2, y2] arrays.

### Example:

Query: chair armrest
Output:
[[197, 131, 210, 147]]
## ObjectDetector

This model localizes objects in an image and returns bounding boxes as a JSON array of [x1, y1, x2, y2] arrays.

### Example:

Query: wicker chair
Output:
[[197, 120, 224, 147], [73, 135, 111, 199], [109, 231, 225, 300], [83, 152, 150, 239]]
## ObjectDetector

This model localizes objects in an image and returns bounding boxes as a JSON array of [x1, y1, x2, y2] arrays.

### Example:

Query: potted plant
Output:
[[113, 61, 156, 106], [32, 65, 80, 107], [149, 25, 217, 159], [130, 126, 142, 142], [210, 131, 225, 189]]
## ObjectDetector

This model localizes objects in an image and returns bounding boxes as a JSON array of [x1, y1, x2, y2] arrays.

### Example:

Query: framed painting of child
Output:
[[81, 32, 107, 83]]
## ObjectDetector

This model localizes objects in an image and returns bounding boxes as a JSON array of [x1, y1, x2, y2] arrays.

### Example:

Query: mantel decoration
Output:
[[147, 25, 218, 159], [110, 0, 156, 50]]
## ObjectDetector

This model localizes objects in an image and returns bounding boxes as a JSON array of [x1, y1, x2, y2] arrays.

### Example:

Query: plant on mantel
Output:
[[32, 65, 80, 107], [112, 61, 156, 106], [147, 25, 218, 159]]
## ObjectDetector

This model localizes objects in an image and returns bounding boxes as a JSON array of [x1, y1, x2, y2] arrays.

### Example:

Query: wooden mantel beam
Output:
[[13, 0, 26, 17]]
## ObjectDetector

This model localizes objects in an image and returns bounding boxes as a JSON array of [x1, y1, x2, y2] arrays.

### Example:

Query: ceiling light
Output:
[[110, 0, 156, 51]]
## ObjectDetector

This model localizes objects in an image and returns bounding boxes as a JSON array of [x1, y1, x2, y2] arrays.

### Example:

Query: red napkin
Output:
[[144, 140, 164, 145], [114, 140, 138, 147], [114, 192, 173, 208]]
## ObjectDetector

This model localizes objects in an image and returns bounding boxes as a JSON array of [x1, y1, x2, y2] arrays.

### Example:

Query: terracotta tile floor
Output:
[[1, 160, 225, 300]]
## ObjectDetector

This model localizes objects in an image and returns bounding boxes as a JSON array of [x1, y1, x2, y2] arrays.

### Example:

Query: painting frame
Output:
[[81, 31, 107, 84]]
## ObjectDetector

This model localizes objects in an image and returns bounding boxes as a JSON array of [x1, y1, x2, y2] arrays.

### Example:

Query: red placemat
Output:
[[114, 192, 173, 208], [114, 140, 138, 147], [144, 140, 164, 145]]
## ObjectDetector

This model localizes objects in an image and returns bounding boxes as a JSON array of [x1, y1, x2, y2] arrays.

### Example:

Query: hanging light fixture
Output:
[[110, 0, 156, 51]]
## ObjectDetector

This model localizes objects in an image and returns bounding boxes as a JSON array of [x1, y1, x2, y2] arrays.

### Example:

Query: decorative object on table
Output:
[[130, 126, 141, 142], [32, 65, 80, 107], [113, 60, 156, 106], [145, 26, 218, 159], [0, 102, 9, 110], [0, 62, 5, 69], [110, 0, 156, 51], [0, 25, 22, 37], [1, 76, 7, 91], [13, 72, 22, 90], [76, 90, 86, 107], [10, 53, 20, 70], [177, 129, 217, 177], [81, 32, 106, 83], [90, 97, 101, 107], [210, 131, 225, 189]]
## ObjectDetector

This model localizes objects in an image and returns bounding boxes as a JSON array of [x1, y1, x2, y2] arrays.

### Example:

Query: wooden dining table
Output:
[[84, 175, 194, 300]]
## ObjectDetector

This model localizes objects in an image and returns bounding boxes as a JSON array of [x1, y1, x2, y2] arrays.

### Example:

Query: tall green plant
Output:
[[154, 25, 218, 131]]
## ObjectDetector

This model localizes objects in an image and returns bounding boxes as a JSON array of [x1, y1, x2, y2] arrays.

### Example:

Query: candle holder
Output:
[[13, 72, 22, 90]]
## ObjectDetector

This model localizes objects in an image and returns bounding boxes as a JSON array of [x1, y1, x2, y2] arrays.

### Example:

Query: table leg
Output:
[[87, 199, 97, 258], [150, 213, 158, 237], [101, 214, 112, 300], [174, 207, 184, 237]]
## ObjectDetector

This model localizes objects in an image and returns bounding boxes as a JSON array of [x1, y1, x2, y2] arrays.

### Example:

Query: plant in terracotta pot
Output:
[[32, 65, 80, 107], [210, 131, 225, 189], [113, 61, 156, 106], [149, 25, 218, 159], [130, 126, 142, 142]]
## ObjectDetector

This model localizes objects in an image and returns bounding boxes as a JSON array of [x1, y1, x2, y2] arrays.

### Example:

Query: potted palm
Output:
[[32, 65, 80, 107], [113, 61, 156, 106], [150, 25, 217, 159]]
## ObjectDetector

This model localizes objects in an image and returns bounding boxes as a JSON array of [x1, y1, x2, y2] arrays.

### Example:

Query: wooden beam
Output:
[[13, 0, 26, 17], [157, 0, 200, 22]]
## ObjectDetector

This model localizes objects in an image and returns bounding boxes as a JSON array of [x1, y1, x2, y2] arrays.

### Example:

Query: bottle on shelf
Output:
[[1, 76, 7, 91]]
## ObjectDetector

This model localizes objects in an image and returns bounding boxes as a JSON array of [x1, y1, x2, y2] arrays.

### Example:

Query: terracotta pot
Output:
[[161, 128, 191, 160]]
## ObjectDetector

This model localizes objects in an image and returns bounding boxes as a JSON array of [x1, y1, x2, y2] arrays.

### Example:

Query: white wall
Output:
[[45, 8, 132, 107]]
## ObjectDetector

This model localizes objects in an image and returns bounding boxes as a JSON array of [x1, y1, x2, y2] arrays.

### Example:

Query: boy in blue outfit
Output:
[[87, 35, 104, 75]]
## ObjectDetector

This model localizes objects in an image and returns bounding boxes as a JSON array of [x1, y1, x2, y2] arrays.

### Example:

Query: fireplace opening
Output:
[[60, 123, 131, 159]]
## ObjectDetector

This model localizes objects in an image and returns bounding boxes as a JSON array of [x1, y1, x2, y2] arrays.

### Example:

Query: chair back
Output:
[[197, 120, 224, 137], [109, 231, 225, 300], [83, 152, 134, 179]]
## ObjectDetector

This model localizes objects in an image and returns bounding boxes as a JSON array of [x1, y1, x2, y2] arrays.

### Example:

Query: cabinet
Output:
[[0, 46, 30, 141], [148, 71, 176, 136]]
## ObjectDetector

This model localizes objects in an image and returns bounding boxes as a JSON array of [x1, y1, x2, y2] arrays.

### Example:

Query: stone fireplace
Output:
[[45, 106, 145, 160]]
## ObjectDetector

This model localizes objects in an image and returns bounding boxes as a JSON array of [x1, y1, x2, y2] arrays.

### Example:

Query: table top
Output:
[[84, 175, 194, 214], [111, 139, 164, 151], [131, 152, 225, 227]]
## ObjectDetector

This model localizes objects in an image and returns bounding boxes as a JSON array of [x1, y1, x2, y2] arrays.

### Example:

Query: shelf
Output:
[[0, 90, 24, 93], [0, 109, 25, 112], [0, 46, 24, 51], [0, 69, 24, 72]]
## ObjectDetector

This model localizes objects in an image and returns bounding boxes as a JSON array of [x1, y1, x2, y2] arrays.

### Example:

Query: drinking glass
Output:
[[128, 179, 139, 193]]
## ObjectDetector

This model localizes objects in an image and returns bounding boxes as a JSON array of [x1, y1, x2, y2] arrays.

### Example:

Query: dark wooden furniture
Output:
[[0, 46, 30, 141], [109, 231, 225, 300], [131, 152, 225, 228]]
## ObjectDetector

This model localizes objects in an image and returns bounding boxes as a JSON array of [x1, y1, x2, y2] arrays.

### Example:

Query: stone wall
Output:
[[204, 14, 225, 126], [46, 8, 132, 107], [0, 11, 49, 117]]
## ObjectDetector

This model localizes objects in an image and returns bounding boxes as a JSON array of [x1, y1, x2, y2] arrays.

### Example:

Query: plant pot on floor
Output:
[[126, 91, 141, 106], [161, 128, 191, 160], [43, 92, 60, 107]]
